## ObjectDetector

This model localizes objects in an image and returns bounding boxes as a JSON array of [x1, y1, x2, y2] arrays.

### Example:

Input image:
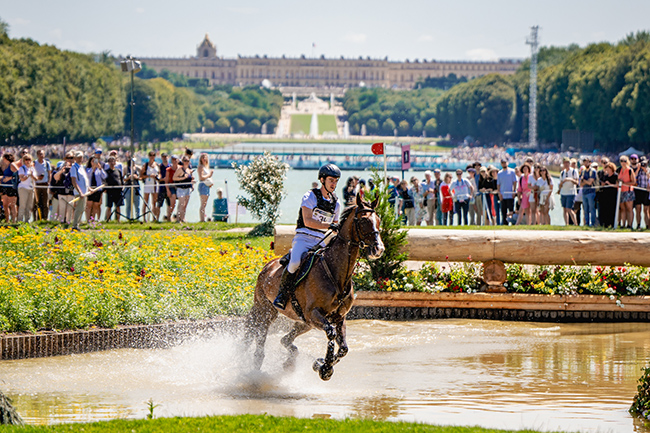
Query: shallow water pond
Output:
[[1, 319, 649, 432]]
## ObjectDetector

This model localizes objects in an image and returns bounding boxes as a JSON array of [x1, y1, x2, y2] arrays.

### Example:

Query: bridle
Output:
[[318, 205, 381, 301], [349, 207, 381, 250]]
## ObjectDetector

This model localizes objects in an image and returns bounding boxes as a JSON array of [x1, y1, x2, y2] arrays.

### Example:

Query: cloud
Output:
[[50, 28, 63, 39], [465, 48, 498, 61], [135, 7, 145, 13], [418, 34, 433, 42], [227, 7, 260, 14], [343, 33, 367, 44]]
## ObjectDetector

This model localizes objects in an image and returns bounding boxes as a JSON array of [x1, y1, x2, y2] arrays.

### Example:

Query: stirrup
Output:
[[273, 269, 295, 310]]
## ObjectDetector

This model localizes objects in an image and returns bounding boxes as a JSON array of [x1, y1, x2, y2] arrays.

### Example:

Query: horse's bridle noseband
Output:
[[350, 207, 380, 250]]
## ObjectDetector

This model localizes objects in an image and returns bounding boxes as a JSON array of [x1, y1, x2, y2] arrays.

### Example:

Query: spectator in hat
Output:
[[558, 157, 579, 226], [70, 151, 90, 230]]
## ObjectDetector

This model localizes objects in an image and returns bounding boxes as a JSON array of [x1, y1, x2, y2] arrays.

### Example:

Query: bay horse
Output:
[[244, 194, 384, 380]]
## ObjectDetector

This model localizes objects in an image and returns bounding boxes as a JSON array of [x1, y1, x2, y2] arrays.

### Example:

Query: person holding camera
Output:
[[53, 152, 75, 224]]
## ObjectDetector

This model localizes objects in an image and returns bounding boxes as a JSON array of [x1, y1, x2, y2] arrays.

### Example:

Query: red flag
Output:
[[371, 142, 384, 155]]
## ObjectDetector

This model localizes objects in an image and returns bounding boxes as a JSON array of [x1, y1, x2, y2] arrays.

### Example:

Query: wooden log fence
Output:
[[274, 226, 650, 267]]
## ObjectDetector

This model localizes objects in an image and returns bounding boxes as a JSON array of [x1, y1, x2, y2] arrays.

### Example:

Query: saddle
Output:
[[278, 247, 352, 322], [279, 248, 324, 286]]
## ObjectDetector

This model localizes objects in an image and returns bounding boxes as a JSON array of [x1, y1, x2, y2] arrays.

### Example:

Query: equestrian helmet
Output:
[[318, 163, 341, 180]]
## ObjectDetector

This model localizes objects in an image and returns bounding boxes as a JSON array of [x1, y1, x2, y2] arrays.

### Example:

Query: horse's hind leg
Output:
[[244, 298, 277, 370], [280, 322, 311, 371]]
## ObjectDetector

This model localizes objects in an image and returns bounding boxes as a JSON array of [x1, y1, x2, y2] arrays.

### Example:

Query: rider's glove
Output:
[[328, 223, 340, 232]]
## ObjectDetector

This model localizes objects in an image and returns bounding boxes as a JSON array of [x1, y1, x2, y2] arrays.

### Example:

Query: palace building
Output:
[[141, 35, 522, 90]]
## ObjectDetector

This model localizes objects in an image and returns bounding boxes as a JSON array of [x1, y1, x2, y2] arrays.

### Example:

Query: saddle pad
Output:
[[279, 250, 322, 285]]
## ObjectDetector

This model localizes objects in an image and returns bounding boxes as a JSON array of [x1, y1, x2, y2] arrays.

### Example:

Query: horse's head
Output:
[[350, 193, 385, 260]]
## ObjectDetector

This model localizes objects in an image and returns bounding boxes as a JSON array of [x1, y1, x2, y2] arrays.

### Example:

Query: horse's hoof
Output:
[[283, 357, 297, 372], [319, 364, 334, 381], [312, 358, 324, 372]]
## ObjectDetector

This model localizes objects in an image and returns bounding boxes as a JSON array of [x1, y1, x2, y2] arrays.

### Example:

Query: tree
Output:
[[215, 117, 230, 132], [0, 17, 9, 37], [203, 119, 215, 132], [233, 151, 290, 236], [366, 118, 379, 134], [248, 118, 262, 133], [382, 118, 396, 135], [361, 170, 408, 282], [232, 118, 245, 132], [424, 118, 437, 137], [398, 120, 410, 136]]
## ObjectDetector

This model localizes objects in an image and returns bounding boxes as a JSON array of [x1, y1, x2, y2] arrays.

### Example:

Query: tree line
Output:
[[0, 20, 282, 144], [345, 32, 650, 152], [0, 32, 124, 144]]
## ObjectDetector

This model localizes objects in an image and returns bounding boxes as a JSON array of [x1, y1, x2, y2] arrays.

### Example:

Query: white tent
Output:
[[619, 146, 644, 156]]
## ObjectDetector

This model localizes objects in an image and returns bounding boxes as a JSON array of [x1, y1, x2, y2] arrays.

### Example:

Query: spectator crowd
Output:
[[0, 146, 218, 229], [342, 153, 650, 230]]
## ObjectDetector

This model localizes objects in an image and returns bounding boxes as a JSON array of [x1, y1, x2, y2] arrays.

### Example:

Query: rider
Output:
[[273, 163, 342, 310]]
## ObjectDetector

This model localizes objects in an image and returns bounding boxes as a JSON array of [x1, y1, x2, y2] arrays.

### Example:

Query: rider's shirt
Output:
[[296, 188, 341, 239]]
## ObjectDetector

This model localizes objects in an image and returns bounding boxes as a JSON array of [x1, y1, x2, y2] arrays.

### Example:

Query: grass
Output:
[[318, 114, 338, 134], [290, 114, 312, 134], [0, 414, 562, 433]]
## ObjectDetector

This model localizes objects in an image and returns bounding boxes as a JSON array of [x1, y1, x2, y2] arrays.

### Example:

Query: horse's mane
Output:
[[338, 205, 356, 225]]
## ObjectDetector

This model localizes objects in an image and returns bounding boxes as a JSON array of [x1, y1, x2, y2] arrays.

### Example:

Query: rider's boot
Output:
[[273, 268, 297, 310]]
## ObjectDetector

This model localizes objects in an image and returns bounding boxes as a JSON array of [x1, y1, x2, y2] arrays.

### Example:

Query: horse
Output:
[[244, 193, 384, 380]]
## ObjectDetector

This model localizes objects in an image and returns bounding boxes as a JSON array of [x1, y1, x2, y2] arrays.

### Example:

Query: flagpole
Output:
[[383, 143, 387, 187]]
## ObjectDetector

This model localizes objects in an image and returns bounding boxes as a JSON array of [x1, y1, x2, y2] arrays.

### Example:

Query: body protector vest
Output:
[[296, 188, 338, 233]]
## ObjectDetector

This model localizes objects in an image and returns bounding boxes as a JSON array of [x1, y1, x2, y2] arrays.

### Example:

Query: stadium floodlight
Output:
[[120, 57, 142, 73]]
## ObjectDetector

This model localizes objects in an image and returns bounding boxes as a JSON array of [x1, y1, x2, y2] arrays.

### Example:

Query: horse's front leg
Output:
[[309, 308, 337, 381], [332, 317, 348, 365]]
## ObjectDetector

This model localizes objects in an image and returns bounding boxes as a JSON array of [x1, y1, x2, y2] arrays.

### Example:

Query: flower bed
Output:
[[353, 260, 650, 305], [0, 227, 275, 333]]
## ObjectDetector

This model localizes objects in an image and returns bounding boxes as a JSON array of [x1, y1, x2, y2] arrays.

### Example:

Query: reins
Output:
[[320, 205, 379, 305]]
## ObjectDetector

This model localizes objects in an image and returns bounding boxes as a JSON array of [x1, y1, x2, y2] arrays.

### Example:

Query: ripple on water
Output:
[[1, 319, 649, 433]]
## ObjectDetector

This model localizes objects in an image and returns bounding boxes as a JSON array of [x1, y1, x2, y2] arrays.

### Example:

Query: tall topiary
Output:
[[363, 170, 408, 281], [233, 151, 290, 236], [631, 364, 650, 422]]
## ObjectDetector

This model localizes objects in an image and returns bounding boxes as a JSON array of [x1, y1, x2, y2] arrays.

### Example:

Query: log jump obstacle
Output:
[[274, 227, 650, 322]]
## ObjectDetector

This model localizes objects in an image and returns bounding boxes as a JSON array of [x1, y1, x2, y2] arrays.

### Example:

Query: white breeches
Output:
[[288, 232, 324, 274]]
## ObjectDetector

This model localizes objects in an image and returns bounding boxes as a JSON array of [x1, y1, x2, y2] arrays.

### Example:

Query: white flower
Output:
[[404, 283, 413, 290], [616, 299, 625, 308], [609, 295, 616, 300]]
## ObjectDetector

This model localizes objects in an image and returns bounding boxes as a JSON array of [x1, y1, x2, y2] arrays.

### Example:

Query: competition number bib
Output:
[[312, 208, 335, 224]]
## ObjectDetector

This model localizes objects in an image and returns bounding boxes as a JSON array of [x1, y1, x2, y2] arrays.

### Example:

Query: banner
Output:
[[371, 142, 384, 155], [401, 144, 411, 170]]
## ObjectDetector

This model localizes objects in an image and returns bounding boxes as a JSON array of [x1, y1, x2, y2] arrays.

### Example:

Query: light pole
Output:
[[120, 56, 141, 219]]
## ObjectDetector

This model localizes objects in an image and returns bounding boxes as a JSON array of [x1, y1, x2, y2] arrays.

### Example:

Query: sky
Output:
[[2, 0, 649, 62]]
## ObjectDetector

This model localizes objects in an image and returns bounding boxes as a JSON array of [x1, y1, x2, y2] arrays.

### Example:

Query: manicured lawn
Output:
[[318, 114, 338, 134], [290, 114, 338, 135], [290, 114, 312, 134], [0, 414, 561, 433]]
